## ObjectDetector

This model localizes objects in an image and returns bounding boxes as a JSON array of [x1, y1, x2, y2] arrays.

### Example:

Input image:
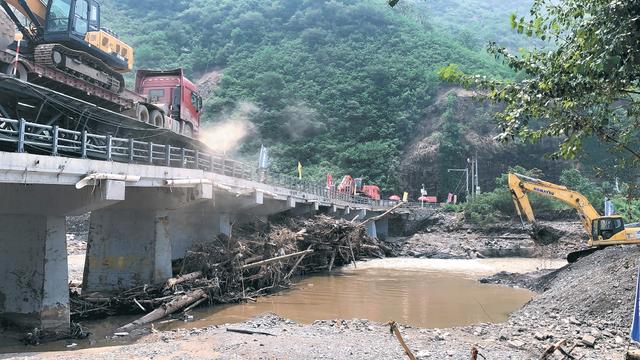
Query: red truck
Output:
[[135, 69, 203, 138]]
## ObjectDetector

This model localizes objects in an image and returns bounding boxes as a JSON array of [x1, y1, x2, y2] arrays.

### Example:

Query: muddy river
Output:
[[169, 257, 559, 330], [0, 257, 564, 353]]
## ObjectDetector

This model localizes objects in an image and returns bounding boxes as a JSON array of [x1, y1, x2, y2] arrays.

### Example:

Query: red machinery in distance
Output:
[[336, 175, 381, 201]]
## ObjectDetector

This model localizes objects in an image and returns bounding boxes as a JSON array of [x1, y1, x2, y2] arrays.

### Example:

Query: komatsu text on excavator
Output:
[[1, 0, 132, 92], [508, 172, 640, 262]]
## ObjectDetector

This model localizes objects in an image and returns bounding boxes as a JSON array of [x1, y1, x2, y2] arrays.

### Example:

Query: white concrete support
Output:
[[375, 218, 389, 240], [169, 202, 219, 260], [219, 213, 233, 236], [364, 220, 377, 239], [83, 209, 173, 292], [0, 215, 69, 333]]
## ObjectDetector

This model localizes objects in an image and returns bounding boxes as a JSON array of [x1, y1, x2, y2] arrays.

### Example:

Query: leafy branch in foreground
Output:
[[440, 0, 640, 177]]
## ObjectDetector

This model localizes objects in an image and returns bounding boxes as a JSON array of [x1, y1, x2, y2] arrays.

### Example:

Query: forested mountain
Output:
[[102, 0, 560, 196]]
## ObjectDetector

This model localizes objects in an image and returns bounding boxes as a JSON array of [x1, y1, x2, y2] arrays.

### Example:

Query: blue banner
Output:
[[631, 266, 640, 342]]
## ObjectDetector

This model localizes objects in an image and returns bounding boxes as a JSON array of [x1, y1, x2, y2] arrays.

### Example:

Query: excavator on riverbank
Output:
[[508, 172, 640, 262]]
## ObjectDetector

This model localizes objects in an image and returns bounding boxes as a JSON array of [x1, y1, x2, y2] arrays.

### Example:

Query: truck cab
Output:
[[135, 68, 202, 138]]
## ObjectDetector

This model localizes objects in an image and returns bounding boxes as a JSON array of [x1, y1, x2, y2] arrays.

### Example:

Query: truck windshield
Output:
[[47, 0, 72, 32]]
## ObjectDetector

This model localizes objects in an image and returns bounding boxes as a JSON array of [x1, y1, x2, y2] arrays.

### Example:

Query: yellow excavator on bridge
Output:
[[0, 0, 133, 92], [508, 172, 640, 262]]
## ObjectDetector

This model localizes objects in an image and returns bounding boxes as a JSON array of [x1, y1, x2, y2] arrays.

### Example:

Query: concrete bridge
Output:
[[0, 150, 404, 335]]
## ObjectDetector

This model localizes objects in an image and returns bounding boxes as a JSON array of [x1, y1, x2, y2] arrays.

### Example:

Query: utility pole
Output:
[[474, 150, 480, 195], [447, 168, 469, 200]]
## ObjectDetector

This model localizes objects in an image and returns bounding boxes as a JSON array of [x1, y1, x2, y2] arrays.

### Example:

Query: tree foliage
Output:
[[441, 0, 640, 181], [101, 0, 521, 191]]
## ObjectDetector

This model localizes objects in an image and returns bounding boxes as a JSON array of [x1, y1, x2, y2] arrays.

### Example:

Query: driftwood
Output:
[[226, 328, 276, 336], [116, 288, 208, 332], [164, 271, 202, 289], [538, 339, 575, 360], [359, 202, 404, 227], [240, 249, 314, 270], [388, 321, 417, 360], [71, 214, 387, 327], [284, 246, 313, 280]]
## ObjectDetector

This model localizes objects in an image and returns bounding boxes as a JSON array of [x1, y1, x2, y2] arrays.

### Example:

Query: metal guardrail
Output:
[[0, 118, 400, 208], [0, 117, 253, 179]]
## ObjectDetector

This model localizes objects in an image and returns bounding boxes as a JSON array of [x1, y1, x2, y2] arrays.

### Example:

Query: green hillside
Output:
[[102, 0, 529, 191]]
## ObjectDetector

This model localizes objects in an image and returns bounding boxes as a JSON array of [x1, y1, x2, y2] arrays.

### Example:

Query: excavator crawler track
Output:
[[35, 44, 124, 93]]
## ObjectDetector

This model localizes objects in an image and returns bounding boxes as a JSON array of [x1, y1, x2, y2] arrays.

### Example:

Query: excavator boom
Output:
[[507, 172, 640, 262], [508, 173, 600, 235]]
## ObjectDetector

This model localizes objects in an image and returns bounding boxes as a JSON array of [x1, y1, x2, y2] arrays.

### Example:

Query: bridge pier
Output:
[[0, 181, 125, 333], [0, 215, 68, 334], [83, 187, 211, 292], [169, 202, 235, 260], [375, 218, 389, 240]]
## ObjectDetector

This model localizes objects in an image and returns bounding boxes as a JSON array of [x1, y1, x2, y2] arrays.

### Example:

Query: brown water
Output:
[[167, 266, 534, 330], [1, 258, 549, 353]]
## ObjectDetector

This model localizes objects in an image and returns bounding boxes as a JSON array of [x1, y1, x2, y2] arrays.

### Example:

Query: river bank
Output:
[[1, 212, 637, 359]]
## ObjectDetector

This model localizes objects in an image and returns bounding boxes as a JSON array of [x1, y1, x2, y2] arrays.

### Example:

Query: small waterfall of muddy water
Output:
[[0, 258, 564, 353]]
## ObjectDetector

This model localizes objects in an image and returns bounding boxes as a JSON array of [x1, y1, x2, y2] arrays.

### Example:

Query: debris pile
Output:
[[70, 215, 386, 330]]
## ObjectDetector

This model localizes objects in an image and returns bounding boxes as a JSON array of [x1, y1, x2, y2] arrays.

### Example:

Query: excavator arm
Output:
[[507, 172, 600, 235], [0, 0, 47, 42]]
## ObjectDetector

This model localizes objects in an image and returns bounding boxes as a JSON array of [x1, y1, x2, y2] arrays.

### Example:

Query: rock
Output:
[[113, 332, 129, 337], [534, 332, 547, 341], [416, 350, 431, 359], [508, 339, 525, 349], [568, 317, 581, 325], [615, 336, 624, 345], [582, 335, 597, 347]]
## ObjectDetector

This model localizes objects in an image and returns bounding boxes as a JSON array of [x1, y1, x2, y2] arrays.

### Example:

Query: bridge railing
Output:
[[0, 118, 395, 208], [0, 117, 255, 180]]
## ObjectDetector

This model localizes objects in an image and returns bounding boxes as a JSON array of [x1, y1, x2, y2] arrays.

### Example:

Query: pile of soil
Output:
[[475, 245, 639, 356]]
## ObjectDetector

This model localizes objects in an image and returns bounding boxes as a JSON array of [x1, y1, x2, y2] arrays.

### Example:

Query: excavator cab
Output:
[[43, 0, 132, 72], [592, 216, 625, 240]]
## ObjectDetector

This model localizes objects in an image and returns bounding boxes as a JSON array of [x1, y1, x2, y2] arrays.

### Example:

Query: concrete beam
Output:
[[0, 215, 69, 334], [0, 183, 123, 215]]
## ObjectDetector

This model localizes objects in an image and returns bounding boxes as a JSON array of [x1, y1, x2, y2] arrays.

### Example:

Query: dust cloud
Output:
[[200, 101, 259, 153]]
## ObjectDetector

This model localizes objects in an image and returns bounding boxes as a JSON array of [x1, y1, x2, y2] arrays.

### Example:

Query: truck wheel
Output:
[[4, 62, 28, 81], [136, 105, 149, 124], [149, 110, 164, 128]]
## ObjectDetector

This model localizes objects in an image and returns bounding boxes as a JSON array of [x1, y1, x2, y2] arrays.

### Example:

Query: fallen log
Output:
[[115, 288, 208, 332], [240, 249, 314, 270], [359, 202, 404, 227], [164, 271, 203, 290], [226, 328, 276, 336]]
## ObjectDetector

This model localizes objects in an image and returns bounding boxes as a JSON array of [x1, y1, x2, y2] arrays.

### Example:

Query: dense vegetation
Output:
[[443, 0, 640, 184], [463, 167, 640, 226], [101, 0, 529, 192]]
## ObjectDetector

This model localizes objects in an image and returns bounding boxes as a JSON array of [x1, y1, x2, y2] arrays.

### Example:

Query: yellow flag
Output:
[[402, 192, 408, 202], [297, 161, 302, 179]]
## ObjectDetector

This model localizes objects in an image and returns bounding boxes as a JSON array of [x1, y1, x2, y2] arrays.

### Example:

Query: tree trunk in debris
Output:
[[164, 271, 203, 289], [240, 249, 314, 270], [116, 288, 208, 332]]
